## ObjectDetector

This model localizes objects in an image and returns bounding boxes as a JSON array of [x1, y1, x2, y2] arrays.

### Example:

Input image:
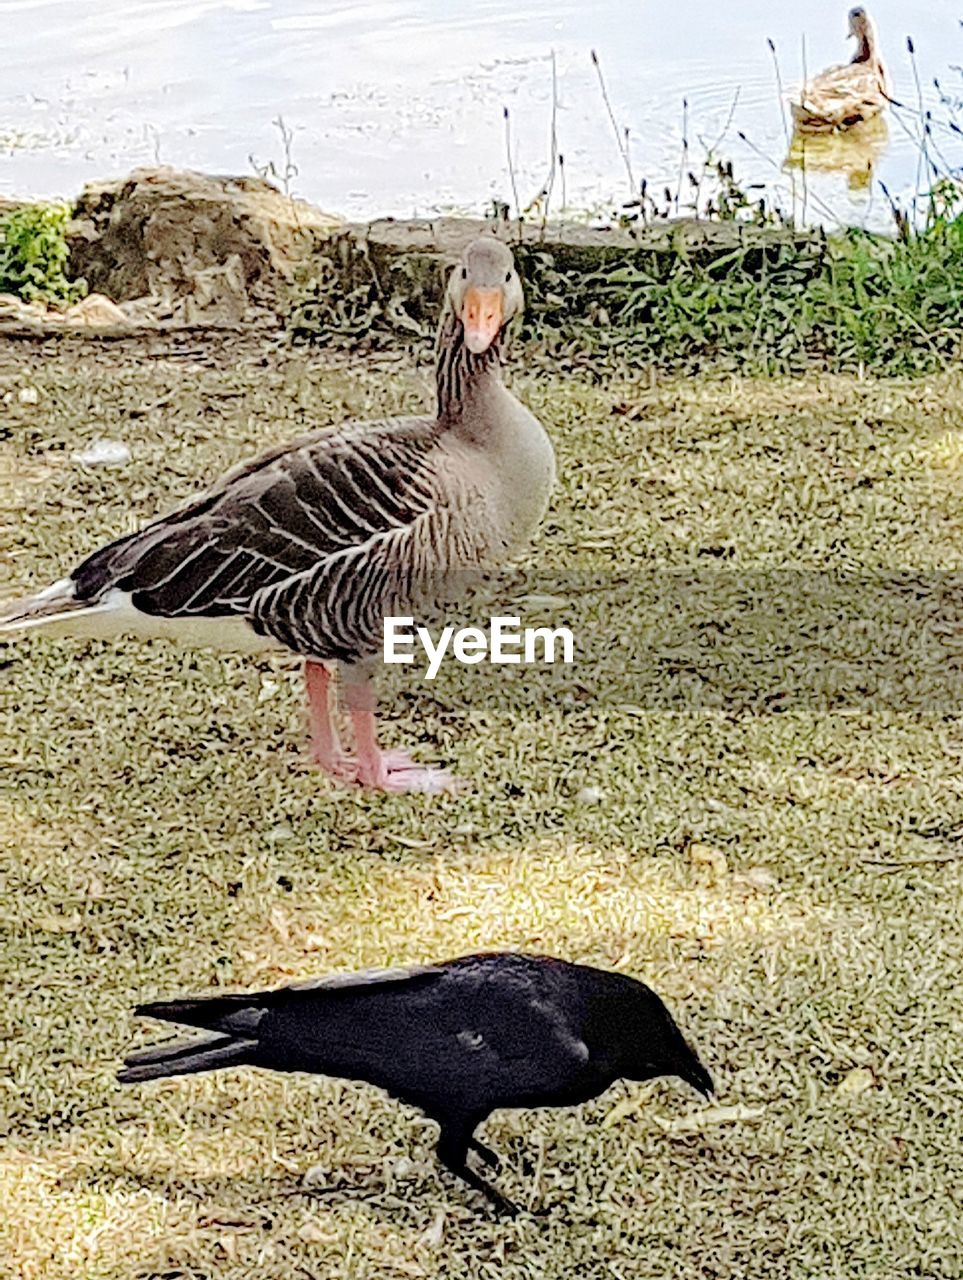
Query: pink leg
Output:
[[342, 678, 462, 795], [304, 661, 353, 779]]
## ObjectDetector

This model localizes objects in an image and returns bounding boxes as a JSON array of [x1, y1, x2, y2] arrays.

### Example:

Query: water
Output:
[[0, 0, 960, 229]]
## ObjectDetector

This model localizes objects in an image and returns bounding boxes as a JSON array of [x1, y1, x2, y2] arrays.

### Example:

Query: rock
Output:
[[0, 291, 134, 333], [67, 167, 342, 327], [179, 254, 249, 327], [736, 866, 778, 892], [70, 440, 131, 466], [4, 169, 822, 339], [17, 386, 40, 404], [0, 198, 31, 218], [301, 1163, 329, 1190], [289, 213, 824, 341], [297, 1218, 330, 1244], [116, 296, 173, 326], [63, 292, 129, 328], [836, 1066, 877, 1096], [690, 841, 728, 883], [576, 785, 605, 805], [0, 298, 47, 327], [420, 1208, 446, 1248]]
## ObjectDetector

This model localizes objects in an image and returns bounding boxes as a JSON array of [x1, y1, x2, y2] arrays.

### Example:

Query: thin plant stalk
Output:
[[798, 34, 808, 226], [542, 50, 560, 235], [590, 48, 635, 196], [503, 106, 522, 228], [768, 37, 798, 223], [693, 87, 741, 214], [767, 37, 791, 149], [908, 37, 927, 221], [675, 98, 689, 212]]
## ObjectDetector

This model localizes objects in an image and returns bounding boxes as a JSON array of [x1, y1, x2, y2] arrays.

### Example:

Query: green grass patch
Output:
[[291, 188, 963, 376], [0, 203, 85, 305], [1, 345, 962, 1277]]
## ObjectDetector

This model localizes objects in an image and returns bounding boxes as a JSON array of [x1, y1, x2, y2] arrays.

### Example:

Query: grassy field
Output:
[[1, 338, 962, 1279]]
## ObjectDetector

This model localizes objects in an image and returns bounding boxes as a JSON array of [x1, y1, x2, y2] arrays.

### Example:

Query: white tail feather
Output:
[[0, 578, 96, 634], [0, 581, 279, 652], [0, 604, 122, 637]]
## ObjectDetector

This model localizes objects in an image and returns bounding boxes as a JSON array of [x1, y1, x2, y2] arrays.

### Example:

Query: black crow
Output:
[[118, 952, 713, 1213]]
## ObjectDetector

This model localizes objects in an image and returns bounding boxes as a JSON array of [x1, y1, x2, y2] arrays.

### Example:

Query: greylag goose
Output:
[[118, 952, 713, 1214], [0, 238, 555, 793], [792, 7, 890, 135]]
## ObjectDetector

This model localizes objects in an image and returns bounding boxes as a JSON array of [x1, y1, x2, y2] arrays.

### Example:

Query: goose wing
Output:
[[793, 63, 887, 130], [70, 416, 470, 628], [248, 478, 493, 661]]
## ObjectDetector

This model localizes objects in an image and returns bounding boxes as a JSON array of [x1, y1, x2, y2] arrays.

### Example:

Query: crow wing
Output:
[[257, 953, 592, 1114]]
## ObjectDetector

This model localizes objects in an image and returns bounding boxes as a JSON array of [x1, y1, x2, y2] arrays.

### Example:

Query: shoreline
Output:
[[1, 166, 960, 376]]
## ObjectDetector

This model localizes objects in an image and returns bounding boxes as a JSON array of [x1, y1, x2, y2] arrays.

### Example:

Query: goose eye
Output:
[[505, 270, 512, 283], [461, 267, 468, 280]]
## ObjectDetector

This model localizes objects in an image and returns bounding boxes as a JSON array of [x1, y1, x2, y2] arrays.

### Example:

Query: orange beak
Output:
[[461, 285, 504, 354]]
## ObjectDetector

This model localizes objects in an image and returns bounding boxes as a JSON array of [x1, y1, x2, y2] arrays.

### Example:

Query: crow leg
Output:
[[437, 1124, 517, 1216]]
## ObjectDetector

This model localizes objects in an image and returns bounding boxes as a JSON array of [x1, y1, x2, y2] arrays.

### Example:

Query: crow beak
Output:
[[461, 286, 504, 354], [683, 1059, 714, 1098]]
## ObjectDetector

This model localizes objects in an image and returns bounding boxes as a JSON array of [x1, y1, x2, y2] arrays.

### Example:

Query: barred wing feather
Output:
[[70, 417, 448, 635]]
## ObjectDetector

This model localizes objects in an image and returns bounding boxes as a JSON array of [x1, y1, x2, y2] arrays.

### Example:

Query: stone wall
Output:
[[1, 167, 821, 339]]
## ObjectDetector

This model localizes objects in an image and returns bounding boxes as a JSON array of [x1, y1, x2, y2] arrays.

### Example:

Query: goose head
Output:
[[847, 7, 878, 62], [446, 238, 523, 355]]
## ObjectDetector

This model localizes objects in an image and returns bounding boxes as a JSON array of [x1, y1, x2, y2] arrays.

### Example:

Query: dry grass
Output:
[[1, 339, 962, 1279]]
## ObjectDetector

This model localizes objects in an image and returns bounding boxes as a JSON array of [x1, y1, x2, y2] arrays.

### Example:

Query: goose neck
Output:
[[852, 24, 877, 65], [435, 308, 505, 426]]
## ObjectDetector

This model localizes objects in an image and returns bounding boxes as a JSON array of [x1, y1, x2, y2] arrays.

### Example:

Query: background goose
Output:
[[0, 238, 555, 793], [118, 952, 713, 1214], [792, 7, 890, 135]]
